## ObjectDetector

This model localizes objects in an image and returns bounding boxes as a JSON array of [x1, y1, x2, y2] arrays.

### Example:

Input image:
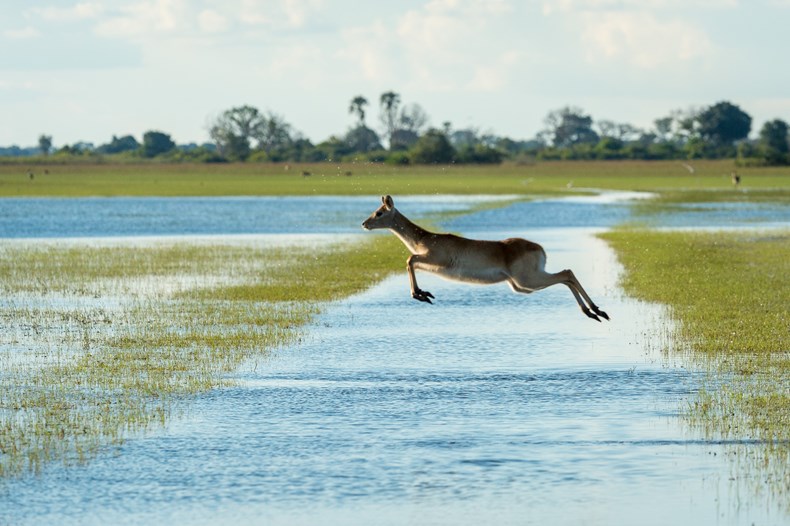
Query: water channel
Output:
[[1, 194, 788, 525]]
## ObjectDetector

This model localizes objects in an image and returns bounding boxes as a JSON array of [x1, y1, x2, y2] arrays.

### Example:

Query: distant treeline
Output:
[[3, 95, 789, 166]]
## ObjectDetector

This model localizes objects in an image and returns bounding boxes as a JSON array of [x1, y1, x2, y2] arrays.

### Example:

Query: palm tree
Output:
[[349, 96, 368, 126], [379, 91, 401, 148]]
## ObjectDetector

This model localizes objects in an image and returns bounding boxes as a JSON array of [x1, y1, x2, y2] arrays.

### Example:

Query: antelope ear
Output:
[[383, 195, 394, 209]]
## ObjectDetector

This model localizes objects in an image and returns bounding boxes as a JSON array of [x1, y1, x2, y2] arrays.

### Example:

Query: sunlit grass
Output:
[[0, 235, 404, 476], [600, 229, 790, 490], [2, 160, 789, 199]]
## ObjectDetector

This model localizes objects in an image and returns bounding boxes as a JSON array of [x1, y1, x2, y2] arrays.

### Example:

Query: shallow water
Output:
[[446, 194, 790, 232], [1, 195, 788, 525], [0, 195, 515, 239], [4, 191, 787, 239]]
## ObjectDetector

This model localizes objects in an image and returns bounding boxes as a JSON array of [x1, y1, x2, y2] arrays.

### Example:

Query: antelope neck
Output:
[[390, 209, 432, 251]]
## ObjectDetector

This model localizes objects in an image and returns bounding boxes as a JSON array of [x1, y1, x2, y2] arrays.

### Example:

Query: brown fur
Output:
[[362, 195, 609, 321]]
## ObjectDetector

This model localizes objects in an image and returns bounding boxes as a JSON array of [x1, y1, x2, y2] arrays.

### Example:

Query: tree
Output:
[[389, 129, 419, 151], [56, 141, 94, 156], [697, 101, 752, 149], [256, 112, 293, 156], [209, 106, 296, 161], [410, 129, 455, 164], [652, 108, 701, 146], [596, 120, 618, 139], [142, 131, 175, 158], [209, 105, 266, 161], [758, 119, 789, 165], [345, 126, 382, 153], [455, 144, 504, 164], [594, 137, 625, 160], [348, 96, 368, 126], [449, 129, 479, 148], [543, 106, 599, 148], [278, 136, 323, 162], [389, 103, 429, 150], [379, 91, 401, 148], [317, 135, 353, 161], [398, 103, 429, 134], [675, 107, 702, 142], [653, 116, 674, 142], [38, 134, 52, 156], [97, 135, 139, 154], [596, 120, 642, 142]]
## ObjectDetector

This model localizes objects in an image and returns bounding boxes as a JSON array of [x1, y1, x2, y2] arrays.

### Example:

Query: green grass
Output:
[[0, 236, 405, 476], [600, 229, 790, 489], [2, 160, 790, 199]]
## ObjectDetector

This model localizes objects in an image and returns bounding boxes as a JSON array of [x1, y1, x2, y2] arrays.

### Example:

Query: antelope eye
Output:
[[375, 211, 383, 217]]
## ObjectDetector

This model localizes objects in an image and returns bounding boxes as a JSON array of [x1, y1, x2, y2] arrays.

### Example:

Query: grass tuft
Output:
[[0, 235, 405, 476], [600, 228, 790, 491]]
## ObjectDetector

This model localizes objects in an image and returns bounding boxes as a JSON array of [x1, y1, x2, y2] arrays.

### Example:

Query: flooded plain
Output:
[[1, 194, 788, 525]]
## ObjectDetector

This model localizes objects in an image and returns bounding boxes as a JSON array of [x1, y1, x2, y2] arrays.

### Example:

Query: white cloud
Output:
[[0, 79, 40, 91], [85, 0, 324, 40], [542, 0, 738, 14], [93, 0, 188, 38], [3, 26, 41, 39], [268, 42, 325, 81], [580, 11, 713, 68], [423, 0, 513, 15], [337, 21, 392, 82], [198, 9, 229, 33], [237, 0, 324, 28], [396, 9, 461, 59], [238, 0, 270, 25], [337, 0, 516, 91], [467, 50, 521, 92], [30, 2, 104, 21], [282, 0, 324, 27]]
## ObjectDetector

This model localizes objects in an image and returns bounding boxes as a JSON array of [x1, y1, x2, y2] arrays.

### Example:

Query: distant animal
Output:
[[362, 195, 610, 321], [301, 171, 311, 177], [27, 170, 34, 180], [731, 171, 741, 186]]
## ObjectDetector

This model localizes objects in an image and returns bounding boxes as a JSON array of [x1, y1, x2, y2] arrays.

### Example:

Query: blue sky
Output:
[[1, 0, 789, 147]]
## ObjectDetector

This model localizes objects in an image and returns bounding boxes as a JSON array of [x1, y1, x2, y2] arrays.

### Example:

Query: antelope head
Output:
[[362, 195, 396, 230]]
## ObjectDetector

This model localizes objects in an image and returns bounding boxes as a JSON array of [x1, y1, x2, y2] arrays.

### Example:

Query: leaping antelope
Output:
[[362, 195, 610, 322]]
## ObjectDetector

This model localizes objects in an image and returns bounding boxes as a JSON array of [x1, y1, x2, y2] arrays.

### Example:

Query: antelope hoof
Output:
[[582, 307, 601, 322], [594, 307, 610, 321], [412, 289, 435, 304]]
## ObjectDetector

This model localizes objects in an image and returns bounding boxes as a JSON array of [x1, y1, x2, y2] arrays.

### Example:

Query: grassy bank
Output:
[[600, 229, 790, 488], [0, 235, 405, 476], [2, 160, 789, 199]]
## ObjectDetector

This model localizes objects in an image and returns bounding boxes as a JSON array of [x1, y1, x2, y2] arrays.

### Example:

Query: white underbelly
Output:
[[424, 264, 506, 285]]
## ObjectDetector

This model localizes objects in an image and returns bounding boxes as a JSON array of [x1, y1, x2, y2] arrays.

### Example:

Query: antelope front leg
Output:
[[407, 255, 434, 304]]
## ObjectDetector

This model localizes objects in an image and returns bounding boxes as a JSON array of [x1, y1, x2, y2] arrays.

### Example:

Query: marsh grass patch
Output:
[[3, 160, 789, 199], [600, 228, 790, 493], [0, 235, 404, 476]]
